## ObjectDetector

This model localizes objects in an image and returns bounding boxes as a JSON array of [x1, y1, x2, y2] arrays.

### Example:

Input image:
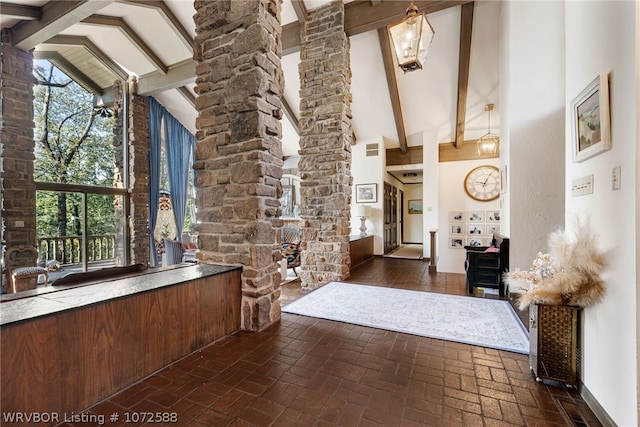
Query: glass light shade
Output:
[[477, 133, 500, 157], [388, 5, 435, 73]]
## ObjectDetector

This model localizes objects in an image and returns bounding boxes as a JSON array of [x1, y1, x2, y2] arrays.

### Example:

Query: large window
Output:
[[33, 61, 129, 272]]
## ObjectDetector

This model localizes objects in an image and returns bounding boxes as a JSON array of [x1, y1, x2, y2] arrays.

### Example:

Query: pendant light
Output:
[[477, 104, 500, 157], [388, 3, 435, 73]]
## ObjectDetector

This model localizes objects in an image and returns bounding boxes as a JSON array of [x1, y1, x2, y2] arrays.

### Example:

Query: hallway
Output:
[[75, 258, 600, 426]]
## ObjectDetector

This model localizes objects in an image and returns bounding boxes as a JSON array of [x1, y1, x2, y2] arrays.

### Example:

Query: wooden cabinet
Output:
[[350, 235, 374, 269], [529, 303, 581, 387]]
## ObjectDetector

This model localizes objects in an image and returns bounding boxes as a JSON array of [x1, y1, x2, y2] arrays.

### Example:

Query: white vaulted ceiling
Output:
[[0, 0, 501, 161]]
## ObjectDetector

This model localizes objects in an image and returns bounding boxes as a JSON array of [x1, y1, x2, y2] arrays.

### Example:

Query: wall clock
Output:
[[464, 165, 500, 201]]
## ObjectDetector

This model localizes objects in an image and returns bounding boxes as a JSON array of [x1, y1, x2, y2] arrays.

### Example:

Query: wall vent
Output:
[[366, 143, 379, 157]]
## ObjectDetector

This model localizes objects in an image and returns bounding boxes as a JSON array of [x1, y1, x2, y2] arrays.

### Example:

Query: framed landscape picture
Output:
[[355, 183, 377, 203], [571, 73, 611, 163], [408, 200, 423, 214]]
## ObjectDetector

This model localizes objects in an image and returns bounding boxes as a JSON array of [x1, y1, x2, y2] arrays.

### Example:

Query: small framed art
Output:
[[571, 73, 611, 163], [408, 200, 423, 214], [355, 183, 377, 203]]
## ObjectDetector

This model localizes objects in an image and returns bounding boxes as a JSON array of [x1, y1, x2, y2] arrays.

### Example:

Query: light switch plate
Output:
[[571, 175, 593, 197], [612, 166, 621, 190]]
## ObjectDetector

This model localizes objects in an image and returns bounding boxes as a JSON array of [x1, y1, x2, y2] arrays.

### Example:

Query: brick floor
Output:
[[66, 257, 601, 426]]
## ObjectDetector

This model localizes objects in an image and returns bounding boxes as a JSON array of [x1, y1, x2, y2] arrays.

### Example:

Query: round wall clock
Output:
[[464, 165, 500, 201]]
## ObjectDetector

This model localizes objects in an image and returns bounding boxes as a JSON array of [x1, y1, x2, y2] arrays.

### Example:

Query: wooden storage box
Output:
[[529, 303, 581, 387]]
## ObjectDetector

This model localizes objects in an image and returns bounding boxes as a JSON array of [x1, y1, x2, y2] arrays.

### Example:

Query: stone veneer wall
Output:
[[298, 2, 353, 292], [0, 31, 37, 248], [193, 0, 284, 331], [126, 81, 151, 265]]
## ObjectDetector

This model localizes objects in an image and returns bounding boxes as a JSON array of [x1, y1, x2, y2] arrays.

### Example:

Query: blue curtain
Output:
[[165, 114, 195, 240], [148, 98, 164, 266]]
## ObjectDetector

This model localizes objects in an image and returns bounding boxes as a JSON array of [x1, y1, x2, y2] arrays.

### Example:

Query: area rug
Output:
[[385, 244, 423, 259], [282, 282, 529, 354]]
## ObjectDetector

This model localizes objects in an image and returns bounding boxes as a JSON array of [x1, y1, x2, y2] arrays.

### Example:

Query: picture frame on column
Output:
[[570, 73, 611, 163]]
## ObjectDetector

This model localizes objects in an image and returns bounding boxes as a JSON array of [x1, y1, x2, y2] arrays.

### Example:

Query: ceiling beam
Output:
[[378, 27, 407, 154], [137, 59, 195, 95], [290, 0, 307, 23], [82, 14, 168, 74], [0, 2, 41, 20], [33, 51, 104, 95], [125, 0, 194, 51], [177, 86, 195, 107], [43, 34, 128, 80], [281, 97, 299, 134], [10, 0, 116, 50], [454, 2, 474, 149], [283, 0, 472, 52]]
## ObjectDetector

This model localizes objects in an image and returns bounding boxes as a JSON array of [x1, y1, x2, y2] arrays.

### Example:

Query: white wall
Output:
[[502, 1, 566, 273], [563, 2, 637, 425], [437, 159, 500, 274], [403, 184, 423, 243], [351, 139, 386, 254]]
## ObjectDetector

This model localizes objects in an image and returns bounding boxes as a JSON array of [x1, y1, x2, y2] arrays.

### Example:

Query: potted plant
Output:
[[504, 218, 607, 387]]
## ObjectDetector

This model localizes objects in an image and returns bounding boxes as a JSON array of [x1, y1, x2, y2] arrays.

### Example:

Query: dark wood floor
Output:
[[70, 257, 601, 426]]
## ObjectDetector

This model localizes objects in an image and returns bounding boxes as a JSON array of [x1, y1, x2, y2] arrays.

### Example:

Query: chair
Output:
[[281, 242, 301, 276], [162, 238, 184, 266], [280, 227, 302, 276], [464, 234, 509, 297], [3, 245, 49, 293]]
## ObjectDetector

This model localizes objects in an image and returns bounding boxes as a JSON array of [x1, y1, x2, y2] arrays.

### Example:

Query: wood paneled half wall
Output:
[[0, 264, 242, 425]]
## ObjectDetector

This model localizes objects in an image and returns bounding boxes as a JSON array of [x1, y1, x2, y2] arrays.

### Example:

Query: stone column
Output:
[[193, 0, 284, 331], [126, 81, 151, 265], [298, 2, 353, 292], [0, 30, 37, 247]]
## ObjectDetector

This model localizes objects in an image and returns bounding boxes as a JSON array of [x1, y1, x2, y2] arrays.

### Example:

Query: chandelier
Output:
[[477, 104, 500, 157], [388, 3, 435, 73]]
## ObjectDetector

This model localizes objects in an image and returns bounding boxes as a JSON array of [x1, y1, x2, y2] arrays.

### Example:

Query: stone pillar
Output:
[[193, 0, 284, 331], [298, 2, 353, 292], [0, 30, 37, 247], [127, 81, 151, 265]]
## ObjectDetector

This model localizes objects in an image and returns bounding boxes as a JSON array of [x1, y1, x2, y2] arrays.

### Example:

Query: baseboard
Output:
[[580, 381, 617, 427]]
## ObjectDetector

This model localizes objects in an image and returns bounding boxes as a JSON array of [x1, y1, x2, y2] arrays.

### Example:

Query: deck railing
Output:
[[37, 235, 116, 265]]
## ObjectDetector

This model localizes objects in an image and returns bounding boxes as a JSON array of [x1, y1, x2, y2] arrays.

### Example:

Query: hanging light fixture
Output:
[[477, 104, 500, 157], [388, 2, 435, 73]]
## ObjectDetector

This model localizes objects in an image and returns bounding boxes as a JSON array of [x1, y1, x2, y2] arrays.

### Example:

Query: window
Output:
[[33, 61, 129, 272]]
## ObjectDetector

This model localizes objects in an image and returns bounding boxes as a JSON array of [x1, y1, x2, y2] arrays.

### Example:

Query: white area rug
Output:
[[385, 244, 423, 259], [283, 282, 529, 354]]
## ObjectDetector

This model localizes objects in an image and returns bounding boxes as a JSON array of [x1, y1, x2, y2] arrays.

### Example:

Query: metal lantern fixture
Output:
[[477, 104, 500, 157], [388, 3, 435, 73]]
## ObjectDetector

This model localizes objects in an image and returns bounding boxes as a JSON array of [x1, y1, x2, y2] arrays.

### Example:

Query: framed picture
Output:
[[355, 183, 377, 203], [449, 211, 464, 222], [466, 237, 484, 248], [487, 225, 500, 236], [467, 224, 485, 236], [486, 211, 500, 222], [449, 238, 464, 249], [466, 211, 484, 222], [450, 224, 465, 235], [571, 73, 611, 163], [408, 200, 423, 214]]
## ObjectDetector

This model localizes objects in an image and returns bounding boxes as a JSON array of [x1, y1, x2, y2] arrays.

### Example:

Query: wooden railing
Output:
[[37, 235, 116, 265]]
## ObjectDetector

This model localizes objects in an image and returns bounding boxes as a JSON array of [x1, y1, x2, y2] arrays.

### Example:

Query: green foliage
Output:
[[33, 61, 118, 239], [33, 61, 115, 186]]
